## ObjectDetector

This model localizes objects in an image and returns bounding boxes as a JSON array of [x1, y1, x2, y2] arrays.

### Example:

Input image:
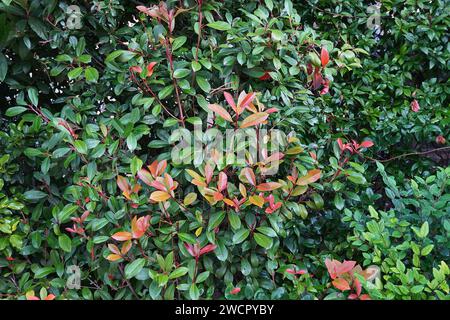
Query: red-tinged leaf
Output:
[[325, 258, 337, 279], [106, 254, 122, 262], [230, 287, 241, 295], [332, 278, 351, 291], [146, 62, 157, 77], [184, 243, 196, 257], [224, 92, 237, 114], [205, 163, 213, 184], [256, 182, 282, 191], [111, 231, 132, 241], [121, 240, 132, 255], [164, 173, 175, 191], [44, 294, 56, 301], [265, 107, 279, 114], [150, 191, 171, 202], [218, 172, 228, 192], [295, 169, 322, 186], [359, 294, 371, 300], [410, 99, 420, 112], [213, 191, 224, 201], [359, 140, 374, 148], [321, 47, 329, 67], [241, 167, 256, 186], [208, 103, 233, 122], [199, 244, 217, 256], [130, 66, 142, 73], [264, 152, 284, 163], [108, 244, 120, 255], [348, 293, 358, 300], [239, 92, 256, 109], [137, 168, 153, 186], [240, 112, 269, 129], [223, 198, 235, 207], [27, 296, 40, 301], [117, 175, 130, 194], [150, 180, 166, 192], [339, 260, 357, 274]]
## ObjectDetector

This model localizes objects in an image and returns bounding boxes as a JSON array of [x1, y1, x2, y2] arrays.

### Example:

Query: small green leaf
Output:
[[74, 140, 88, 154], [254, 232, 273, 249], [58, 234, 72, 252], [125, 258, 146, 279], [174, 68, 191, 79], [233, 229, 250, 244], [196, 76, 210, 93], [85, 67, 99, 83], [5, 106, 28, 117], [68, 67, 83, 80], [207, 21, 231, 31]]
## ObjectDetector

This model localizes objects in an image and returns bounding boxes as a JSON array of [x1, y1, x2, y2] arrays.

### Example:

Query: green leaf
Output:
[[253, 232, 273, 249], [34, 267, 55, 279], [169, 267, 188, 279], [232, 229, 250, 244], [191, 61, 202, 72], [0, 52, 7, 82], [5, 106, 27, 117], [208, 211, 225, 231], [334, 194, 345, 211], [158, 85, 174, 99], [125, 258, 146, 279], [27, 87, 39, 106], [130, 156, 143, 176], [85, 67, 99, 83], [421, 244, 434, 256], [58, 234, 72, 252], [126, 134, 137, 151], [420, 221, 429, 238], [256, 226, 277, 237], [74, 140, 88, 154], [172, 36, 187, 51], [68, 67, 83, 80], [189, 283, 200, 300], [174, 68, 191, 79], [207, 21, 231, 31], [196, 76, 211, 93], [24, 190, 47, 201]]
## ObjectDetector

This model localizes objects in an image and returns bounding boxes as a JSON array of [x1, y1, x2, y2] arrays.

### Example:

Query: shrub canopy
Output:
[[0, 0, 449, 300]]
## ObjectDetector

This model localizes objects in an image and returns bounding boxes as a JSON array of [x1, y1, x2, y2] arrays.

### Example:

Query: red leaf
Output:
[[146, 62, 157, 77], [230, 287, 241, 295], [224, 92, 237, 114], [218, 172, 228, 192], [321, 47, 329, 67], [295, 169, 321, 186], [208, 103, 233, 122], [199, 244, 217, 256], [359, 140, 374, 148]]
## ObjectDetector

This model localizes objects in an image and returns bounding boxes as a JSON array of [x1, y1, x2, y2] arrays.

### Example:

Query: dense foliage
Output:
[[0, 0, 448, 300]]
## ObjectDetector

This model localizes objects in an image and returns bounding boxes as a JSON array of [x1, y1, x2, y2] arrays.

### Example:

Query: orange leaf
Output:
[[240, 112, 269, 129], [150, 191, 171, 202], [208, 103, 233, 122], [295, 169, 321, 186], [249, 195, 264, 208], [106, 254, 122, 262], [111, 231, 132, 241], [256, 182, 282, 191], [332, 278, 351, 291]]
